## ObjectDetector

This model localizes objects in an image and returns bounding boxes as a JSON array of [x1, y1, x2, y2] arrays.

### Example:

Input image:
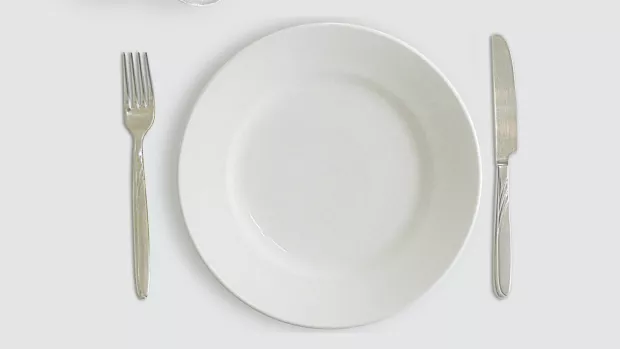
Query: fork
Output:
[[122, 52, 155, 300]]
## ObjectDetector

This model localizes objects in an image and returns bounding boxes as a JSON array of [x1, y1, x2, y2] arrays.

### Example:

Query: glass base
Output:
[[179, 0, 220, 6]]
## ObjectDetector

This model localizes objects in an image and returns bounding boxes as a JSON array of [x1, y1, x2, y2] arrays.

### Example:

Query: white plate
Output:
[[179, 23, 481, 328]]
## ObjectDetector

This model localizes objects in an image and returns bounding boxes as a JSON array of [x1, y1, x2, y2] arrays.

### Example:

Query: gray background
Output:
[[0, 0, 617, 347]]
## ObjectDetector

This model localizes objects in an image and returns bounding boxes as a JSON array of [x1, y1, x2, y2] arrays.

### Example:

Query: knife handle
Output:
[[493, 163, 511, 299]]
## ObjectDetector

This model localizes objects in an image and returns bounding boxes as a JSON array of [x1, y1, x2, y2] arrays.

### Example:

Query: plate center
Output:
[[230, 77, 423, 271]]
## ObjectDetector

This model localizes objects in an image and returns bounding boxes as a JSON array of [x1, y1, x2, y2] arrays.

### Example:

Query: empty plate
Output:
[[179, 23, 481, 328]]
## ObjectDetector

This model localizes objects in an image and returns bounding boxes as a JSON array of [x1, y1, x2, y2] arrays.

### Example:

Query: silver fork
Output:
[[122, 52, 155, 300]]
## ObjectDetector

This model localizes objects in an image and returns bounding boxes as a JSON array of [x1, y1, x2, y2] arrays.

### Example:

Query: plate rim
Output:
[[177, 21, 482, 329]]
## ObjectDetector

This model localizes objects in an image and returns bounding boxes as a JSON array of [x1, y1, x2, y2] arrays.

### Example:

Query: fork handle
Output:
[[493, 163, 511, 299], [132, 137, 150, 299]]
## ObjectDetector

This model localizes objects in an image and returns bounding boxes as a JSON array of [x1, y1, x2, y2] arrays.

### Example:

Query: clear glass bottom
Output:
[[179, 0, 219, 5]]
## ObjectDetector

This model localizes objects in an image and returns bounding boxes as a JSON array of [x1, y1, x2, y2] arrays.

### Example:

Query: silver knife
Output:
[[491, 34, 518, 299]]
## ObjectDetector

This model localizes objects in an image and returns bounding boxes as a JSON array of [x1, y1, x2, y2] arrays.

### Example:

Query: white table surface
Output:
[[1, 0, 619, 347]]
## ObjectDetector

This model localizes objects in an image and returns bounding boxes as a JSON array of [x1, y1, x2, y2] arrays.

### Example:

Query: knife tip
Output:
[[490, 33, 507, 44]]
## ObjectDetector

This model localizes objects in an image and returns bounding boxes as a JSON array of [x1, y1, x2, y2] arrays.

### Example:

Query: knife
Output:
[[491, 34, 518, 299]]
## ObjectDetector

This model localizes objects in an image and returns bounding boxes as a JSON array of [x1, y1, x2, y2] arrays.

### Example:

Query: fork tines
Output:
[[122, 52, 154, 109]]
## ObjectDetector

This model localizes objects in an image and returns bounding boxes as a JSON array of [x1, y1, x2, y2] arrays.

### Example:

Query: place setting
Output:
[[121, 19, 518, 328]]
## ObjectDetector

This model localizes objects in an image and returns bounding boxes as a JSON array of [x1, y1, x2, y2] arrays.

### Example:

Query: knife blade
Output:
[[492, 34, 518, 162], [491, 34, 518, 299]]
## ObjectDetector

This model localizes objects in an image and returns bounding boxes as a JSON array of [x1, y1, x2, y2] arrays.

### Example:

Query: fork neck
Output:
[[131, 132, 146, 144], [132, 134, 146, 153]]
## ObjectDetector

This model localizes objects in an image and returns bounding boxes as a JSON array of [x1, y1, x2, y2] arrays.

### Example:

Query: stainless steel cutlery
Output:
[[116, 38, 519, 304], [122, 52, 155, 300], [491, 35, 518, 299]]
